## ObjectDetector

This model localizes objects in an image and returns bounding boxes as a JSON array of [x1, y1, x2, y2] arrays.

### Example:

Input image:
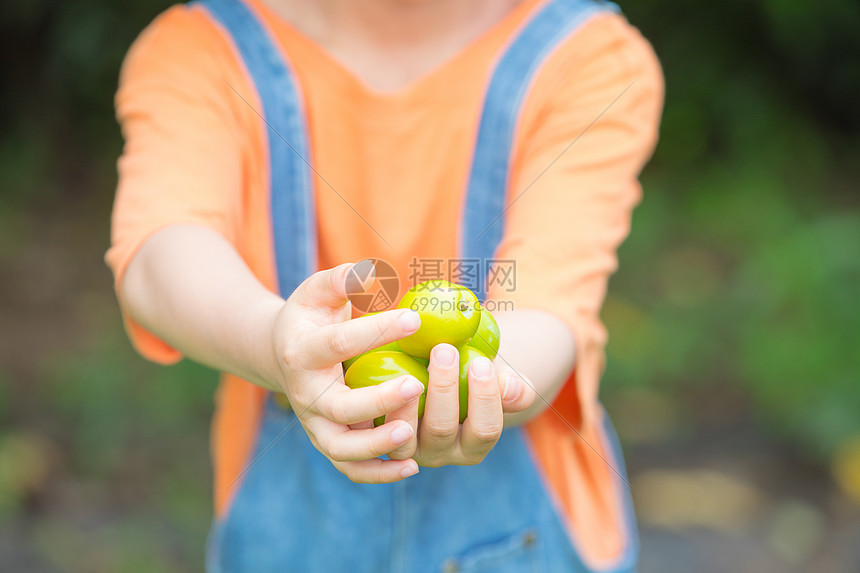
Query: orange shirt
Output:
[[108, 0, 662, 566]]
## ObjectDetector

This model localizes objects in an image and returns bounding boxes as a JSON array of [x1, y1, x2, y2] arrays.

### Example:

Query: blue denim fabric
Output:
[[195, 0, 638, 570], [194, 0, 317, 296], [206, 397, 638, 573], [461, 0, 619, 299]]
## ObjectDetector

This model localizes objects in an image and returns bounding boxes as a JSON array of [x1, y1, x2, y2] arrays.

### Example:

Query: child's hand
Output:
[[270, 261, 424, 483], [410, 344, 535, 467]]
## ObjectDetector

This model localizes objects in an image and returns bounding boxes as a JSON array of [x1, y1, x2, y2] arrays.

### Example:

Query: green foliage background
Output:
[[611, 0, 860, 459], [0, 0, 858, 571]]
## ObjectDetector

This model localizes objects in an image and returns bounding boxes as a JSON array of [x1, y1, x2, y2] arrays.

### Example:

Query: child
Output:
[[108, 0, 663, 570]]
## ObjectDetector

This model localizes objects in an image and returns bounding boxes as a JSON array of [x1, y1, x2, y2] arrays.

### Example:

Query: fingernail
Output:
[[345, 259, 376, 294], [471, 356, 493, 379], [391, 422, 413, 445], [400, 376, 425, 400], [433, 344, 457, 368], [400, 463, 419, 478], [399, 309, 420, 332], [502, 373, 523, 401]]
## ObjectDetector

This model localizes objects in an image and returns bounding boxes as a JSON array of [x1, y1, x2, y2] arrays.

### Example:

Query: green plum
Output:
[[344, 350, 429, 426], [456, 346, 491, 424], [342, 341, 402, 372], [467, 308, 500, 361], [397, 280, 481, 359]]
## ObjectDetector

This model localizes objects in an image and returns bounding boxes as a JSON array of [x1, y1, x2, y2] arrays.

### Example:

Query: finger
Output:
[[418, 344, 461, 451], [314, 417, 417, 462], [293, 260, 375, 308], [386, 391, 421, 460], [299, 308, 420, 368], [332, 457, 419, 484], [459, 356, 503, 460], [316, 374, 425, 425], [498, 368, 536, 414]]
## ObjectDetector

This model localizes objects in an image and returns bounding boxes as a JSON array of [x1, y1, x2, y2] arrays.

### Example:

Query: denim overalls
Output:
[[197, 0, 638, 571]]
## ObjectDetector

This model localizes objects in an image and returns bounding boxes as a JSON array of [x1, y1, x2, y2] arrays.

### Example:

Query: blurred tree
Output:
[[604, 0, 860, 461]]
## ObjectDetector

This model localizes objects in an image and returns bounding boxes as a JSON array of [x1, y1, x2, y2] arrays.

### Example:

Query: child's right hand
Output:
[[269, 261, 424, 483]]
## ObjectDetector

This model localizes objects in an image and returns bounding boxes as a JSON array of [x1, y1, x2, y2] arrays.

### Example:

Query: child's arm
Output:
[[403, 311, 567, 467], [494, 310, 575, 426], [124, 225, 542, 471], [121, 223, 428, 482]]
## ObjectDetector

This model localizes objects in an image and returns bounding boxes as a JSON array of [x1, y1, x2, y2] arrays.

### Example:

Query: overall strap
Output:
[[461, 0, 618, 300], [194, 0, 317, 299]]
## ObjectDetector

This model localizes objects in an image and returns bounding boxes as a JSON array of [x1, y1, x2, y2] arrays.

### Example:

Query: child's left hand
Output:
[[398, 343, 535, 467]]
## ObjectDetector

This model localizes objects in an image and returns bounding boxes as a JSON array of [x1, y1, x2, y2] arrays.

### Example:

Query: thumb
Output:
[[293, 259, 376, 308]]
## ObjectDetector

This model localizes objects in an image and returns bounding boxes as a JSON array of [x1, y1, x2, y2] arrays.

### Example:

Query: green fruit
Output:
[[397, 280, 481, 359], [456, 346, 490, 424], [342, 341, 402, 372], [344, 351, 429, 426], [467, 308, 500, 361]]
